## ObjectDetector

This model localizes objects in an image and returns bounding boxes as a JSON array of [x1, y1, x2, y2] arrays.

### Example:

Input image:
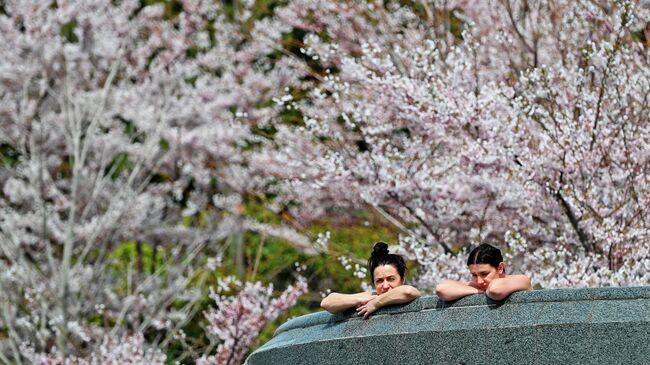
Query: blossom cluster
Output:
[[197, 277, 308, 365]]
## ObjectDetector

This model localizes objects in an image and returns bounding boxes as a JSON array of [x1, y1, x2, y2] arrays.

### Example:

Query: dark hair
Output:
[[368, 241, 406, 285], [467, 243, 503, 268]]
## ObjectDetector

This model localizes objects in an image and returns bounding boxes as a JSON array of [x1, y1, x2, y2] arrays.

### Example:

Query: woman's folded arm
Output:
[[374, 285, 420, 307], [435, 279, 482, 301], [320, 292, 376, 313], [357, 285, 421, 318], [485, 275, 532, 301]]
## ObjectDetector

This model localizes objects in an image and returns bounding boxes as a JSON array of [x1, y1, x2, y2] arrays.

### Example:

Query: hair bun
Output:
[[372, 241, 389, 257]]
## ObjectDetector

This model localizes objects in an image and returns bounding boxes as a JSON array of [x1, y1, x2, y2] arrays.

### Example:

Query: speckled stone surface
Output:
[[246, 287, 650, 364]]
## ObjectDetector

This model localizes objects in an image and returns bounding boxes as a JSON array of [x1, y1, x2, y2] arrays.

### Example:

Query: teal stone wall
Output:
[[246, 287, 650, 364]]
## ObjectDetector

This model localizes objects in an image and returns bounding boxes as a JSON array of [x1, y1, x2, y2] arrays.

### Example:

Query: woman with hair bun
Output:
[[320, 242, 421, 318], [435, 243, 532, 301]]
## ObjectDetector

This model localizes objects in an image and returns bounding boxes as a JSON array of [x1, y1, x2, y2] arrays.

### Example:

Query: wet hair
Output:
[[467, 243, 503, 268], [368, 241, 406, 285]]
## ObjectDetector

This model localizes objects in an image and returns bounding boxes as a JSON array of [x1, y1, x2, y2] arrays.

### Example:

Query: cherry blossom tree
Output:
[[262, 0, 650, 288], [0, 0, 311, 362]]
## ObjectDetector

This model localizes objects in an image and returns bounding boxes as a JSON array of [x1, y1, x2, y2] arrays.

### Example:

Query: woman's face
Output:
[[468, 262, 505, 291], [373, 264, 404, 295]]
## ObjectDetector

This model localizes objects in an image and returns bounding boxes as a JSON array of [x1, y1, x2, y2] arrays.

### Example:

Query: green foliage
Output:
[[141, 0, 184, 19], [243, 196, 282, 224], [221, 0, 281, 23], [243, 233, 301, 282], [0, 143, 19, 168], [159, 138, 170, 152], [120, 118, 145, 143], [105, 153, 133, 179], [250, 123, 279, 141], [61, 19, 79, 43], [109, 240, 167, 278], [278, 106, 305, 127], [250, 0, 281, 20], [448, 9, 465, 41], [631, 29, 648, 45]]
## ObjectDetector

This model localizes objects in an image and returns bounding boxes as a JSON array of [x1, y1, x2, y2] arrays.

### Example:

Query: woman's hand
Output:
[[356, 296, 380, 319], [355, 292, 378, 305], [356, 285, 420, 319]]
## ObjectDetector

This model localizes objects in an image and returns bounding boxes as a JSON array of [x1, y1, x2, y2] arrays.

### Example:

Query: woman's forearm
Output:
[[357, 285, 421, 319], [320, 292, 374, 313], [435, 279, 482, 301], [374, 285, 421, 308], [485, 275, 532, 300]]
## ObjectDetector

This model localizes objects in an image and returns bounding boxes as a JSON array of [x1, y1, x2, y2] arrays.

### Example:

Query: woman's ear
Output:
[[497, 262, 505, 275]]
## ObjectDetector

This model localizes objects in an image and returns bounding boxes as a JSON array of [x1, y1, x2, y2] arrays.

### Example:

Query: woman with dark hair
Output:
[[320, 242, 421, 318], [435, 243, 532, 301]]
